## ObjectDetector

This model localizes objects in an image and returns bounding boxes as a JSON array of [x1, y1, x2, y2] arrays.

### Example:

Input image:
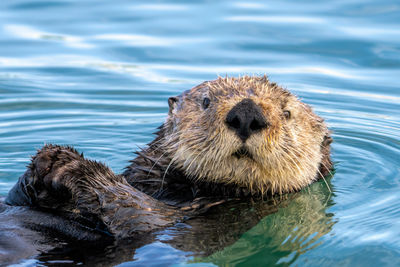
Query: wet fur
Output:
[[6, 145, 183, 238], [124, 76, 332, 201]]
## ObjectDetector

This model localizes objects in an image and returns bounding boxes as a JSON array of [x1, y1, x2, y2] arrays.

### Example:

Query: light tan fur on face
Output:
[[162, 76, 330, 195]]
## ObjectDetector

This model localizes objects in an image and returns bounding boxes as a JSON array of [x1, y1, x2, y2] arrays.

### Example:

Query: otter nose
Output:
[[225, 98, 268, 142]]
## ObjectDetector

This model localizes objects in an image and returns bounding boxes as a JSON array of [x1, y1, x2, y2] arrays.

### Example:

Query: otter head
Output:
[[162, 76, 331, 195]]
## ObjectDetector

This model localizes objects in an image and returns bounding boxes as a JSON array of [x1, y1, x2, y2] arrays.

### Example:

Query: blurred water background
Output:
[[0, 0, 399, 266]]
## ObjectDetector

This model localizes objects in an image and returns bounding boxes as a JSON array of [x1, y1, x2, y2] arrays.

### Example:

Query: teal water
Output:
[[1, 0, 400, 266]]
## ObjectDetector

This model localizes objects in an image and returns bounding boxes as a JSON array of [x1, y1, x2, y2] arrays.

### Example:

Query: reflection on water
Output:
[[0, 0, 400, 265], [191, 180, 335, 266]]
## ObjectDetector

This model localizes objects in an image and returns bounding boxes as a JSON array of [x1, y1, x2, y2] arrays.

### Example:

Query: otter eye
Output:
[[283, 110, 291, 119], [203, 97, 210, 109]]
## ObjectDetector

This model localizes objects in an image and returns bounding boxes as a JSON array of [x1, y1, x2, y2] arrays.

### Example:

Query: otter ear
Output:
[[322, 135, 333, 147], [168, 96, 179, 114]]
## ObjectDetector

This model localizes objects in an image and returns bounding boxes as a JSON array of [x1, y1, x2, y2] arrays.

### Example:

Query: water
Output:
[[0, 0, 400, 266]]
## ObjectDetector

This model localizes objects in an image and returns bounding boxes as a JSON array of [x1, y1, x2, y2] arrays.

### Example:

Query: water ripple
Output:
[[0, 0, 399, 266]]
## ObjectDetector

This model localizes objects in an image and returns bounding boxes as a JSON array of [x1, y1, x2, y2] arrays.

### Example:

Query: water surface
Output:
[[0, 0, 400, 266]]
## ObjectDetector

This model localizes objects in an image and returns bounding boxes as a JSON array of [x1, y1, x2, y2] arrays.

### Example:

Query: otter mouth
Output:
[[232, 146, 254, 160]]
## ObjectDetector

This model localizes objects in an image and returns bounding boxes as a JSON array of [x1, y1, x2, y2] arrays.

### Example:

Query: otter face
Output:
[[164, 76, 330, 195]]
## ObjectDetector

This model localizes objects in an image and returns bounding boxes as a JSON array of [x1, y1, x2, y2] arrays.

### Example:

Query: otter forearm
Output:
[[5, 145, 182, 239], [96, 184, 181, 238]]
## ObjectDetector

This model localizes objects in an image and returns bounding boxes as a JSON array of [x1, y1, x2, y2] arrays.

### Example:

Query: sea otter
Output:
[[1, 75, 332, 264]]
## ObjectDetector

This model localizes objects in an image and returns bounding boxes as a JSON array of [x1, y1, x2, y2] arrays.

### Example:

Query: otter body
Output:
[[2, 76, 332, 264]]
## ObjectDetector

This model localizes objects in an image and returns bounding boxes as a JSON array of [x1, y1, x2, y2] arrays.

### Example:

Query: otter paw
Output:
[[30, 144, 82, 187], [27, 145, 84, 208], [6, 145, 85, 207]]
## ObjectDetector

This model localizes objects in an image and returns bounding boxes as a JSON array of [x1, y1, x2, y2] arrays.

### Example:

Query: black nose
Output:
[[225, 98, 268, 142]]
